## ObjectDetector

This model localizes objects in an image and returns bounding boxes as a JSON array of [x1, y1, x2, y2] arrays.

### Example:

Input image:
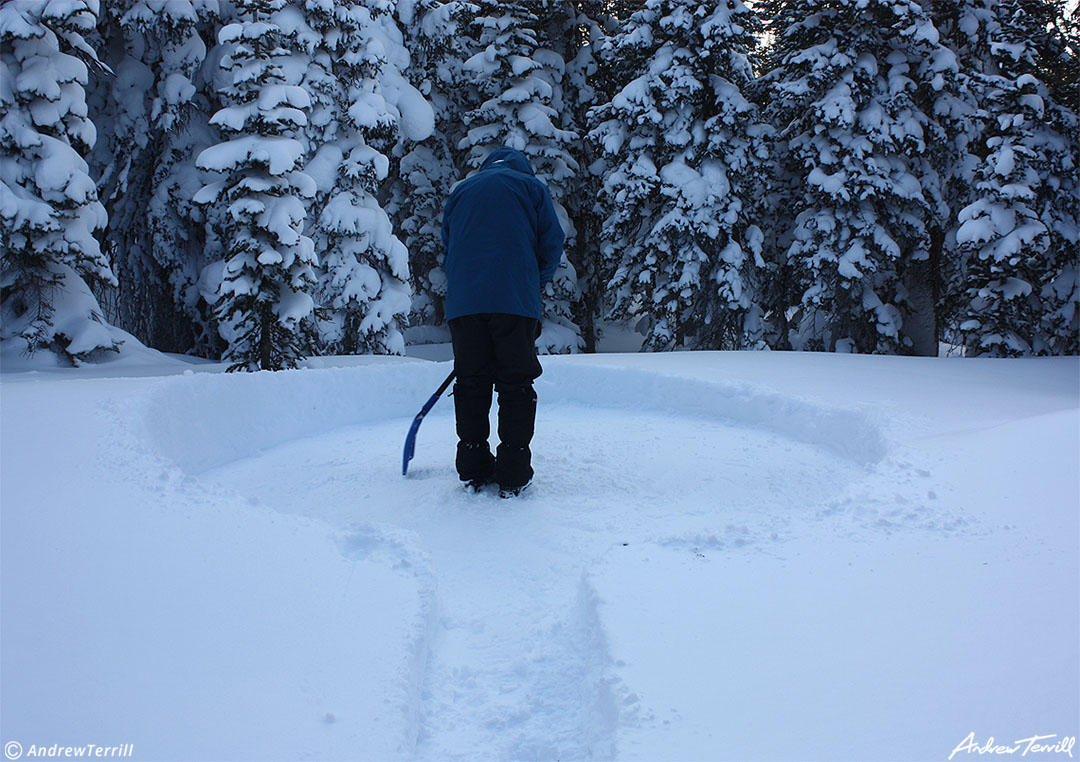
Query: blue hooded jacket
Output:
[[441, 147, 565, 321]]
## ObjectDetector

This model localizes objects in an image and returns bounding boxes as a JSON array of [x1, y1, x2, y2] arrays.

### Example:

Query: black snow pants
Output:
[[449, 313, 542, 489]]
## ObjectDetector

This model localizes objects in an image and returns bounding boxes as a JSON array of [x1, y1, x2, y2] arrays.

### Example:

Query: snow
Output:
[[160, 71, 195, 108], [2, 350, 1076, 760], [808, 166, 850, 199], [43, 263, 119, 356], [196, 136, 306, 176]]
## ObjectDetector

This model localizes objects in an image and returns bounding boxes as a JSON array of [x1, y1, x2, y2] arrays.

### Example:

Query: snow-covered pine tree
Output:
[[1039, 146, 1080, 351], [385, 0, 473, 328], [1027, 4, 1080, 356], [193, 0, 317, 371], [87, 0, 220, 355], [558, 0, 609, 352], [0, 0, 121, 363], [145, 1, 229, 359], [299, 0, 430, 355], [697, 1, 772, 350], [955, 77, 1056, 356], [743, 48, 792, 352], [457, 2, 578, 191], [457, 0, 583, 353], [588, 0, 769, 351], [760, 0, 954, 354], [83, 0, 149, 334], [935, 0, 1079, 356]]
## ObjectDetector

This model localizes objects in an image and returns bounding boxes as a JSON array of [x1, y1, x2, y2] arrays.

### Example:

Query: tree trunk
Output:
[[259, 304, 273, 370], [902, 228, 942, 357]]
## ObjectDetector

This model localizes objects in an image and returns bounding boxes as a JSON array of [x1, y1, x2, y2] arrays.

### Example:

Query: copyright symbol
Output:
[[4, 741, 22, 760]]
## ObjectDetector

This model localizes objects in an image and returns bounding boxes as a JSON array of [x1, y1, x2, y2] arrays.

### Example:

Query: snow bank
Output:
[[142, 359, 886, 475], [142, 361, 455, 473], [539, 361, 887, 466]]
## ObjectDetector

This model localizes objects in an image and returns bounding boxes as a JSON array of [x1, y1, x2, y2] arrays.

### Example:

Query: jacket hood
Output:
[[478, 146, 536, 177]]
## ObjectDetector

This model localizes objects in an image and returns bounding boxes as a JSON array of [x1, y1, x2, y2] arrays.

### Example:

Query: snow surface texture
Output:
[[1, 350, 1077, 761]]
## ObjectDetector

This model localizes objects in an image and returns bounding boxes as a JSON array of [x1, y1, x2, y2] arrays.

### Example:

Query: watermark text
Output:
[[4, 743, 134, 760], [950, 733, 1076, 760]]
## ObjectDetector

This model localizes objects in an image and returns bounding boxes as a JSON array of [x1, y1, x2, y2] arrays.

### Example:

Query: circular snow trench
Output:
[[203, 403, 863, 760]]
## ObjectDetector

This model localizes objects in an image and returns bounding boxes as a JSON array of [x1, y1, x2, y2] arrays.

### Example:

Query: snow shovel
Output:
[[402, 369, 456, 476]]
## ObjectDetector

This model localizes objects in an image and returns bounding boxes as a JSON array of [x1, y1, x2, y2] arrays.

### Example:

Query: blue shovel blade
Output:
[[402, 413, 424, 475]]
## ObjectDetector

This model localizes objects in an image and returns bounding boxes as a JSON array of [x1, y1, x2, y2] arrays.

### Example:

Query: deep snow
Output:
[[1, 345, 1077, 762]]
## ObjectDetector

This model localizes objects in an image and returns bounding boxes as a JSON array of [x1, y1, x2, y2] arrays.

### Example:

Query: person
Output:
[[440, 146, 565, 497]]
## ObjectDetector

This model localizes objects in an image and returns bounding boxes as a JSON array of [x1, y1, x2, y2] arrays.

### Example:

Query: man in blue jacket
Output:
[[441, 146, 564, 497]]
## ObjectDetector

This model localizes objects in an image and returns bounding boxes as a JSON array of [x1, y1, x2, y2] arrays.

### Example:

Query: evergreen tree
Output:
[[193, 0, 317, 371], [457, 0, 583, 352], [88, 0, 221, 356], [760, 0, 955, 354], [386, 0, 473, 327], [589, 0, 769, 350], [296, 0, 421, 356], [955, 75, 1058, 355], [931, 0, 1078, 355], [0, 0, 121, 363], [457, 2, 577, 185], [560, 0, 610, 352]]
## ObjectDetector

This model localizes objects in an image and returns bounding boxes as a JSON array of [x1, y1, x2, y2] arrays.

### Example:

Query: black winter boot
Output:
[[499, 481, 531, 499], [495, 443, 532, 494], [457, 441, 495, 488]]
